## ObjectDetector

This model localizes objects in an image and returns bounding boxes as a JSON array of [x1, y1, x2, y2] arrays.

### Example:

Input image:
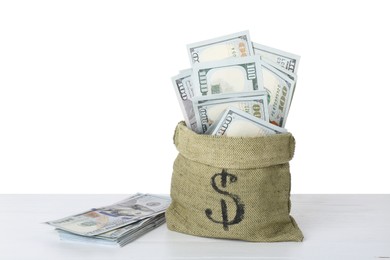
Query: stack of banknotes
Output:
[[172, 31, 300, 137], [46, 194, 171, 247]]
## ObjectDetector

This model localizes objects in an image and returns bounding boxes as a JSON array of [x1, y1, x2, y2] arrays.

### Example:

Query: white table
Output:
[[1, 195, 389, 259]]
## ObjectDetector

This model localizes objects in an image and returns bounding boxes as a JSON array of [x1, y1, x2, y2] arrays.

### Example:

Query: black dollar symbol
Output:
[[205, 169, 245, 231]]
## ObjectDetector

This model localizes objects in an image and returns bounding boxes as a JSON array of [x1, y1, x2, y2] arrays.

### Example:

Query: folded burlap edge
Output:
[[173, 121, 295, 169]]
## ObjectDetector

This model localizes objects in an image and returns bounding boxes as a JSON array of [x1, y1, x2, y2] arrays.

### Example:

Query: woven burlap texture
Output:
[[166, 121, 304, 242]]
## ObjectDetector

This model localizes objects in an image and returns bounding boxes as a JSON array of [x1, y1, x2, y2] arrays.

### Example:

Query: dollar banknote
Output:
[[56, 213, 166, 247], [262, 63, 297, 111], [172, 31, 300, 136], [193, 91, 269, 133], [192, 56, 264, 97], [172, 71, 198, 132], [188, 31, 254, 64], [259, 60, 295, 127], [205, 107, 286, 137], [46, 194, 171, 236], [179, 68, 193, 75], [96, 213, 164, 240], [268, 61, 298, 82], [253, 42, 300, 74]]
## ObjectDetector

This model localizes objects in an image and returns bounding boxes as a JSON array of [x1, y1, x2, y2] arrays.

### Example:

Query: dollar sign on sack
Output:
[[205, 169, 245, 231]]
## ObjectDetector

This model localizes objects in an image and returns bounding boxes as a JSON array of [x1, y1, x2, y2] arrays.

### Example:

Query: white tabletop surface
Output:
[[1, 194, 389, 260]]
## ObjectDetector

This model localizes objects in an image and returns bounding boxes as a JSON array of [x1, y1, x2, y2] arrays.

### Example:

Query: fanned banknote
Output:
[[205, 107, 286, 137], [253, 42, 300, 74], [192, 56, 264, 97], [173, 31, 301, 136], [188, 31, 254, 64], [46, 194, 171, 236], [258, 60, 295, 127], [192, 91, 269, 134], [261, 62, 297, 111], [267, 61, 298, 82], [172, 71, 198, 132]]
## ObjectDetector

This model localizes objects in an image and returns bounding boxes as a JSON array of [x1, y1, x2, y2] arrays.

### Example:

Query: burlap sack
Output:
[[166, 121, 303, 242]]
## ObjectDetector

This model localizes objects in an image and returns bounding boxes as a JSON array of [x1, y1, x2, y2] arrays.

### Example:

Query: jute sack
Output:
[[166, 121, 303, 242]]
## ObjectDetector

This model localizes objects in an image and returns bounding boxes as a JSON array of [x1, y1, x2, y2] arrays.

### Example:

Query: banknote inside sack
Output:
[[46, 194, 171, 247], [173, 30, 300, 137]]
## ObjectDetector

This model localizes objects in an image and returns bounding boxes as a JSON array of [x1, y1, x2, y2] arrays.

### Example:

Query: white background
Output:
[[1, 0, 389, 194]]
